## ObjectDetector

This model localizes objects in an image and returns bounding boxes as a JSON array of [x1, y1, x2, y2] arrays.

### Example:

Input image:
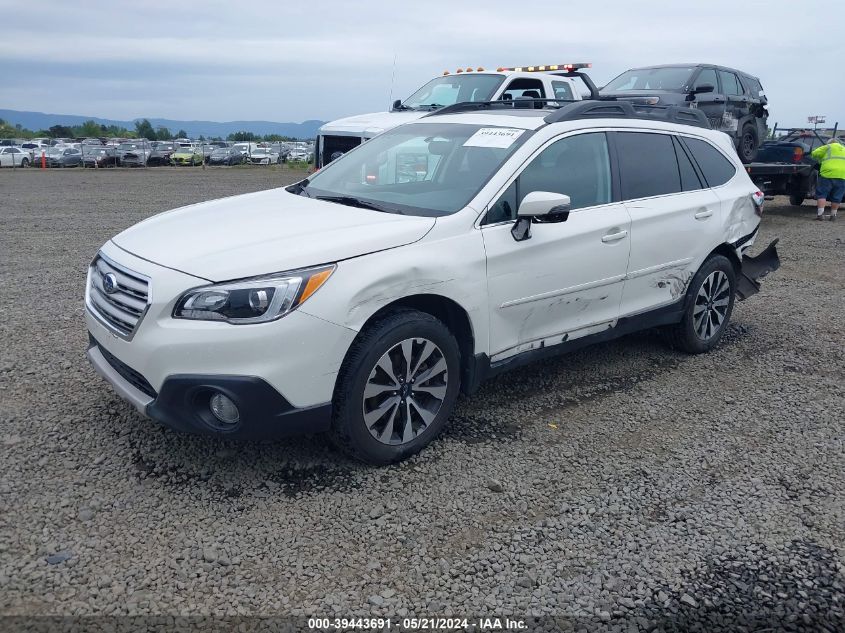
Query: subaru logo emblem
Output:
[[102, 272, 118, 294]]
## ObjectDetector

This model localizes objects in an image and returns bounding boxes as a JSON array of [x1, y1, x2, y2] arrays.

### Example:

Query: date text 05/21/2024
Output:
[[307, 617, 528, 630]]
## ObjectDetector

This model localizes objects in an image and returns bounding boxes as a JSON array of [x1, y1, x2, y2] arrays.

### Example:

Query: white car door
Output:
[[0, 148, 9, 167], [614, 130, 724, 317], [482, 131, 632, 362]]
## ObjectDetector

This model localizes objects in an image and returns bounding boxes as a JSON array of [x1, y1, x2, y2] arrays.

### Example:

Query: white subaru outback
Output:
[[85, 100, 779, 464]]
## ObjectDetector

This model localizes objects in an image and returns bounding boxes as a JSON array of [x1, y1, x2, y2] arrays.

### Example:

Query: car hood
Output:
[[319, 110, 426, 137], [111, 187, 436, 281]]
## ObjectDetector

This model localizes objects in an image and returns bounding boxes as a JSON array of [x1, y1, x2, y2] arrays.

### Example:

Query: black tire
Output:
[[806, 170, 818, 200], [738, 124, 758, 164], [789, 192, 805, 207], [665, 255, 736, 354], [20, 159, 29, 168], [330, 308, 461, 465]]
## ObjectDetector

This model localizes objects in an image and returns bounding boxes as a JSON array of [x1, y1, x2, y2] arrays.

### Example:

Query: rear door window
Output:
[[616, 132, 681, 200], [718, 71, 742, 96], [682, 137, 736, 187]]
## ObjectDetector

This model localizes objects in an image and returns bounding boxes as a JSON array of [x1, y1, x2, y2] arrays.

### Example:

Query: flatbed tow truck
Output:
[[743, 125, 839, 206]]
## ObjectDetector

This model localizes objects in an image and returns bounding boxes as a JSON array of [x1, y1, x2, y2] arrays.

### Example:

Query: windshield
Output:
[[156, 144, 175, 151], [604, 67, 695, 92], [402, 74, 505, 109], [118, 143, 142, 150], [300, 122, 532, 217]]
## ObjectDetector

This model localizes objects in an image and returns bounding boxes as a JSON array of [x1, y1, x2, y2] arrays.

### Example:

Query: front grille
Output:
[[321, 135, 362, 166], [87, 255, 150, 339], [97, 343, 157, 399]]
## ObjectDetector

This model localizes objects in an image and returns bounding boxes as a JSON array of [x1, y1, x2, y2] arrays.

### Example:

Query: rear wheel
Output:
[[331, 309, 461, 465], [20, 158, 29, 168], [738, 124, 758, 163], [665, 255, 736, 354]]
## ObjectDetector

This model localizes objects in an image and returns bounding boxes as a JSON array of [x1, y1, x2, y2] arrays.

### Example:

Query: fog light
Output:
[[209, 393, 239, 426]]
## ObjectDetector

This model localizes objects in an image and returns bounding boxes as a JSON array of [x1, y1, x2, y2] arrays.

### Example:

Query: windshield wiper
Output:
[[393, 103, 413, 111], [414, 103, 444, 111], [315, 195, 400, 214]]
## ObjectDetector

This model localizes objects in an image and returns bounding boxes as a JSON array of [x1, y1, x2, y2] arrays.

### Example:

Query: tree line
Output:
[[0, 118, 303, 142]]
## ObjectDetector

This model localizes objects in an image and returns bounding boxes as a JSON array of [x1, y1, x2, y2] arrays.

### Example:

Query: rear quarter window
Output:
[[682, 137, 736, 187]]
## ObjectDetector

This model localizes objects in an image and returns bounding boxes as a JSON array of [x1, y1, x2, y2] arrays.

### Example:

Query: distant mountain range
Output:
[[0, 109, 325, 139]]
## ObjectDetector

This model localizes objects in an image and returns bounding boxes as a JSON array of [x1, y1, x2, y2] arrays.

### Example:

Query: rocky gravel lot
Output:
[[0, 167, 843, 631]]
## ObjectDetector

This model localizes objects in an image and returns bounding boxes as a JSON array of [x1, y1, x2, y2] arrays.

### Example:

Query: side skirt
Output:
[[463, 300, 685, 395]]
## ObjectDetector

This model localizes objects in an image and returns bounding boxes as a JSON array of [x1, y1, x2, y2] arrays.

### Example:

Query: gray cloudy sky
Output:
[[1, 0, 843, 127]]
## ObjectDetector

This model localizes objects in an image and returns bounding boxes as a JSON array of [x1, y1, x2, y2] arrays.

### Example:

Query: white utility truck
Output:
[[315, 63, 598, 168]]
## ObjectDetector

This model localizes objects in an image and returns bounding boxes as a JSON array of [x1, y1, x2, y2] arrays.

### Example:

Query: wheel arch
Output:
[[353, 293, 478, 395], [681, 244, 741, 311], [708, 242, 742, 275]]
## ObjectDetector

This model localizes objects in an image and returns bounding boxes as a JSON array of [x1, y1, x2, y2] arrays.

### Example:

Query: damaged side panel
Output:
[[298, 216, 491, 354], [725, 195, 760, 250]]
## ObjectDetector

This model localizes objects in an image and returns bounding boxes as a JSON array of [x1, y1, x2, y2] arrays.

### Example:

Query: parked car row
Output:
[[0, 138, 315, 167]]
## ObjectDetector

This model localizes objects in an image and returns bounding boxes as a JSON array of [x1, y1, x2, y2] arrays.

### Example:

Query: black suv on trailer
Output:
[[600, 64, 768, 163]]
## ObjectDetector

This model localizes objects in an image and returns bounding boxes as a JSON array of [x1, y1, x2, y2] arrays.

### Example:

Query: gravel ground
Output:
[[0, 167, 843, 631]]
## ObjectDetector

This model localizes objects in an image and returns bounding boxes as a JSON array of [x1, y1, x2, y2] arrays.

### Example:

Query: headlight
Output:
[[173, 264, 335, 324]]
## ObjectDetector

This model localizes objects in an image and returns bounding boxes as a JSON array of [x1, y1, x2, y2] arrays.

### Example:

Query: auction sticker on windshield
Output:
[[463, 127, 525, 148]]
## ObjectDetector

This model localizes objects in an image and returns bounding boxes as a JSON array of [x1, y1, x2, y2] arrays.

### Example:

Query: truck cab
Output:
[[315, 64, 594, 168]]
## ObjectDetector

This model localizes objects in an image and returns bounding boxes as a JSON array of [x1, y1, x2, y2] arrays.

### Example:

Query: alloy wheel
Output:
[[693, 270, 731, 340], [362, 337, 448, 446]]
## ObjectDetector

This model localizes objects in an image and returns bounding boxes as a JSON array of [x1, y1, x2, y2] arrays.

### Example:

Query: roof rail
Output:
[[543, 101, 711, 129], [424, 98, 578, 117]]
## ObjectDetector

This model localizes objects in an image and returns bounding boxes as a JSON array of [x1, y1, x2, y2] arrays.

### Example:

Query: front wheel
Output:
[[20, 158, 29, 168], [331, 309, 461, 464], [665, 255, 736, 354]]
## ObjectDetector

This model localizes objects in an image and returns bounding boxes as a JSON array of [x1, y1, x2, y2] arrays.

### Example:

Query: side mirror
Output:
[[691, 83, 714, 94], [517, 191, 571, 218], [511, 191, 571, 242], [392, 99, 402, 111]]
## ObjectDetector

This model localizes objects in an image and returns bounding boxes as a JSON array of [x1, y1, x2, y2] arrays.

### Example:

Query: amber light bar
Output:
[[495, 63, 592, 72]]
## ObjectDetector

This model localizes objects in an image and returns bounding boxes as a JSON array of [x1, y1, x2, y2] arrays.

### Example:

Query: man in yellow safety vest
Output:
[[811, 138, 845, 221]]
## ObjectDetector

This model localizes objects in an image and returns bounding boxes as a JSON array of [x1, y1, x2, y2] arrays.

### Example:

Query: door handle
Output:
[[601, 229, 628, 243], [694, 209, 714, 220]]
